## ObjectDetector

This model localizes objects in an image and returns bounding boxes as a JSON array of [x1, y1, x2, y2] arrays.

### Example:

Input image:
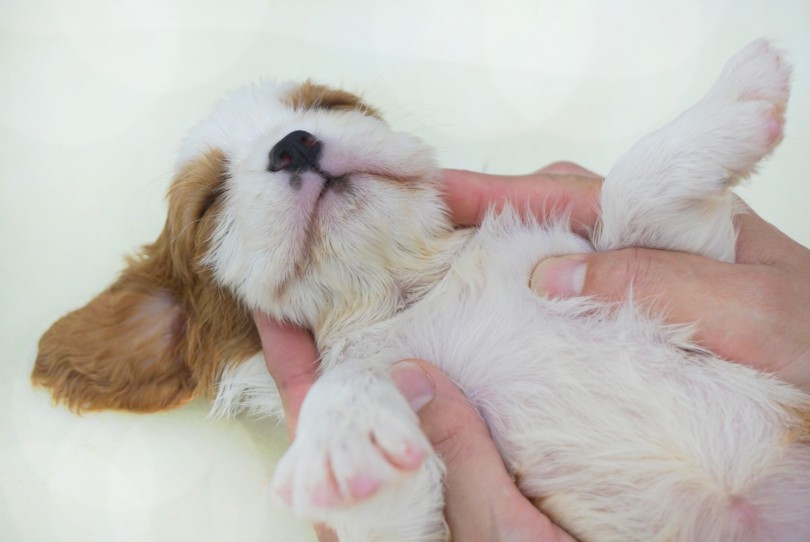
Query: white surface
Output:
[[2, 1, 809, 541]]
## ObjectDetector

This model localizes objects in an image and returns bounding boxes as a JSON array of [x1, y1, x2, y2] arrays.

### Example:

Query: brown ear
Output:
[[33, 150, 262, 413], [282, 80, 382, 119], [32, 265, 195, 413]]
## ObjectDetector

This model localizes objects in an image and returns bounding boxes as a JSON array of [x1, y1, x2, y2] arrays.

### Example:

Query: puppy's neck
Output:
[[309, 227, 475, 351]]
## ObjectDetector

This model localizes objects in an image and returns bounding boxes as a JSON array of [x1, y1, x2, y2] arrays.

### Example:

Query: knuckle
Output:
[[623, 247, 652, 286], [538, 161, 588, 176], [425, 399, 489, 466], [738, 267, 789, 319], [590, 247, 654, 299], [431, 424, 474, 467]]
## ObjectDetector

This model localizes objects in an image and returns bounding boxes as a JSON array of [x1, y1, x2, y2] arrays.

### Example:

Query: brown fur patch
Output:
[[33, 281, 194, 413], [33, 150, 261, 413], [784, 406, 810, 444], [802, 408, 810, 438], [282, 80, 381, 119]]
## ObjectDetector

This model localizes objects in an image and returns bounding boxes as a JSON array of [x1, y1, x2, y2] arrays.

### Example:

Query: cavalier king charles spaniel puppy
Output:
[[34, 40, 810, 541]]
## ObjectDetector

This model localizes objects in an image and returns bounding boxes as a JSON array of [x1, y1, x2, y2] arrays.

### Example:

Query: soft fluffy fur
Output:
[[34, 40, 810, 541]]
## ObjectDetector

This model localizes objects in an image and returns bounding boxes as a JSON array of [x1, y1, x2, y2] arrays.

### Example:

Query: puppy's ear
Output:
[[283, 80, 382, 119], [33, 149, 260, 413], [32, 263, 195, 413]]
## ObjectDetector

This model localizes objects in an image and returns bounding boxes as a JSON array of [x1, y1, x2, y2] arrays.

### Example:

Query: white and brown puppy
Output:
[[34, 40, 810, 542]]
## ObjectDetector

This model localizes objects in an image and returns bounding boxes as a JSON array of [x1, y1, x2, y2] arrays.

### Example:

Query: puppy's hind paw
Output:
[[700, 39, 791, 183], [714, 38, 790, 107], [596, 39, 793, 260]]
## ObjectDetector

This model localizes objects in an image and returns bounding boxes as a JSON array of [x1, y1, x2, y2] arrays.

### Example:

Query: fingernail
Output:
[[530, 256, 587, 298], [390, 361, 435, 412]]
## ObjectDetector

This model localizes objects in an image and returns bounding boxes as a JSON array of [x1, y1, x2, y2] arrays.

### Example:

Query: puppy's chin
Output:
[[205, 166, 450, 334]]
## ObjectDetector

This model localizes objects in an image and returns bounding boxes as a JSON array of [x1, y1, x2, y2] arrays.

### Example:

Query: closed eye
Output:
[[197, 185, 225, 220]]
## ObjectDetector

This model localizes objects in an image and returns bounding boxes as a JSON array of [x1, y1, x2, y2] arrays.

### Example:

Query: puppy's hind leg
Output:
[[596, 39, 790, 262]]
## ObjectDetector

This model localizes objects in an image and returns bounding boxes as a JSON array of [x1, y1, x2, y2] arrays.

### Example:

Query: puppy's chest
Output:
[[330, 220, 697, 429], [332, 221, 610, 384]]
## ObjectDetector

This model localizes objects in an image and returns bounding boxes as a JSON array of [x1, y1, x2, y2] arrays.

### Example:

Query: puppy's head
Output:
[[32, 81, 450, 413], [195, 80, 450, 328]]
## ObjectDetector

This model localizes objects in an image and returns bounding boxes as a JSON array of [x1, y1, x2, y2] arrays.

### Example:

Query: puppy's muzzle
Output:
[[268, 130, 322, 173]]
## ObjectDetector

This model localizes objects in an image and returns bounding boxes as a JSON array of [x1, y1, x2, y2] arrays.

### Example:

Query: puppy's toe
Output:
[[271, 402, 430, 520], [715, 39, 790, 108]]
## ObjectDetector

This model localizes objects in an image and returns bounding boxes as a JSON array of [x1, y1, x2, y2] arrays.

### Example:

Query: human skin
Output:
[[443, 163, 810, 392], [257, 162, 810, 540], [255, 316, 575, 542]]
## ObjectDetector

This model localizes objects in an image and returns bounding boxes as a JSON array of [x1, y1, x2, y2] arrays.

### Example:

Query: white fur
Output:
[[200, 40, 809, 541]]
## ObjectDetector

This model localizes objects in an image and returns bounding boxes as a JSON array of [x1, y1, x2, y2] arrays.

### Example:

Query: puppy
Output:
[[33, 40, 810, 541]]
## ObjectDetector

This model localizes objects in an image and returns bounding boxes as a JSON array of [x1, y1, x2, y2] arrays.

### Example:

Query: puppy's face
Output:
[[33, 81, 451, 412], [194, 82, 450, 328]]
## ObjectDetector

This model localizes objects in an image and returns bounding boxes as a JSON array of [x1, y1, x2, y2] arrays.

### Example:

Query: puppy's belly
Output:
[[386, 236, 805, 539]]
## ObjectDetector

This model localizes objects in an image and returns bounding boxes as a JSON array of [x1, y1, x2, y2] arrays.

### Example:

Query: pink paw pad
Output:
[[347, 473, 382, 500], [766, 115, 783, 146], [309, 468, 343, 507], [385, 442, 425, 470]]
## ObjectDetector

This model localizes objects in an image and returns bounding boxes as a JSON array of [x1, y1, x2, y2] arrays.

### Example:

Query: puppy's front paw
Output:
[[271, 381, 429, 520]]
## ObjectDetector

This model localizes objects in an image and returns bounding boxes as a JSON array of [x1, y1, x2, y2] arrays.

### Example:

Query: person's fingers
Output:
[[253, 312, 320, 436], [529, 249, 810, 390], [253, 315, 337, 542], [441, 166, 809, 267], [534, 161, 602, 178], [441, 168, 602, 235], [391, 360, 576, 542], [734, 204, 810, 266], [313, 525, 339, 542], [530, 249, 750, 359]]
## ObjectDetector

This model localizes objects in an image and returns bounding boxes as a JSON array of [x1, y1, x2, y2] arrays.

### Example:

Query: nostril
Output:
[[278, 151, 292, 170], [300, 133, 317, 148], [268, 130, 322, 173]]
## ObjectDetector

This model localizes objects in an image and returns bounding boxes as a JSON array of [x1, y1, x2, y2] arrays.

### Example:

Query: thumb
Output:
[[529, 255, 590, 298], [528, 248, 764, 366], [389, 360, 515, 517], [528, 248, 724, 306], [389, 360, 577, 541]]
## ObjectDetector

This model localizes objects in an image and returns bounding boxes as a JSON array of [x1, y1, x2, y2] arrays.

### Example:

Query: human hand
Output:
[[253, 315, 338, 542], [389, 360, 577, 542], [254, 314, 575, 541], [443, 164, 810, 392]]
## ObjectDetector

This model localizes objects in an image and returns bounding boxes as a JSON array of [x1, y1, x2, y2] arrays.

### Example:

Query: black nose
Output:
[[268, 130, 322, 173]]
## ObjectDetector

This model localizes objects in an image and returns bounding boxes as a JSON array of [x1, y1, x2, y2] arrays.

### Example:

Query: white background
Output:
[[2, 1, 809, 541]]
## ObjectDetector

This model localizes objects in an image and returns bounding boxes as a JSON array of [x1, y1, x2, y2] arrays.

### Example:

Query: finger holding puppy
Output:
[[254, 313, 338, 542], [254, 312, 575, 541], [390, 360, 577, 542], [254, 312, 321, 437], [442, 164, 603, 235], [529, 242, 810, 392], [444, 166, 810, 391]]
